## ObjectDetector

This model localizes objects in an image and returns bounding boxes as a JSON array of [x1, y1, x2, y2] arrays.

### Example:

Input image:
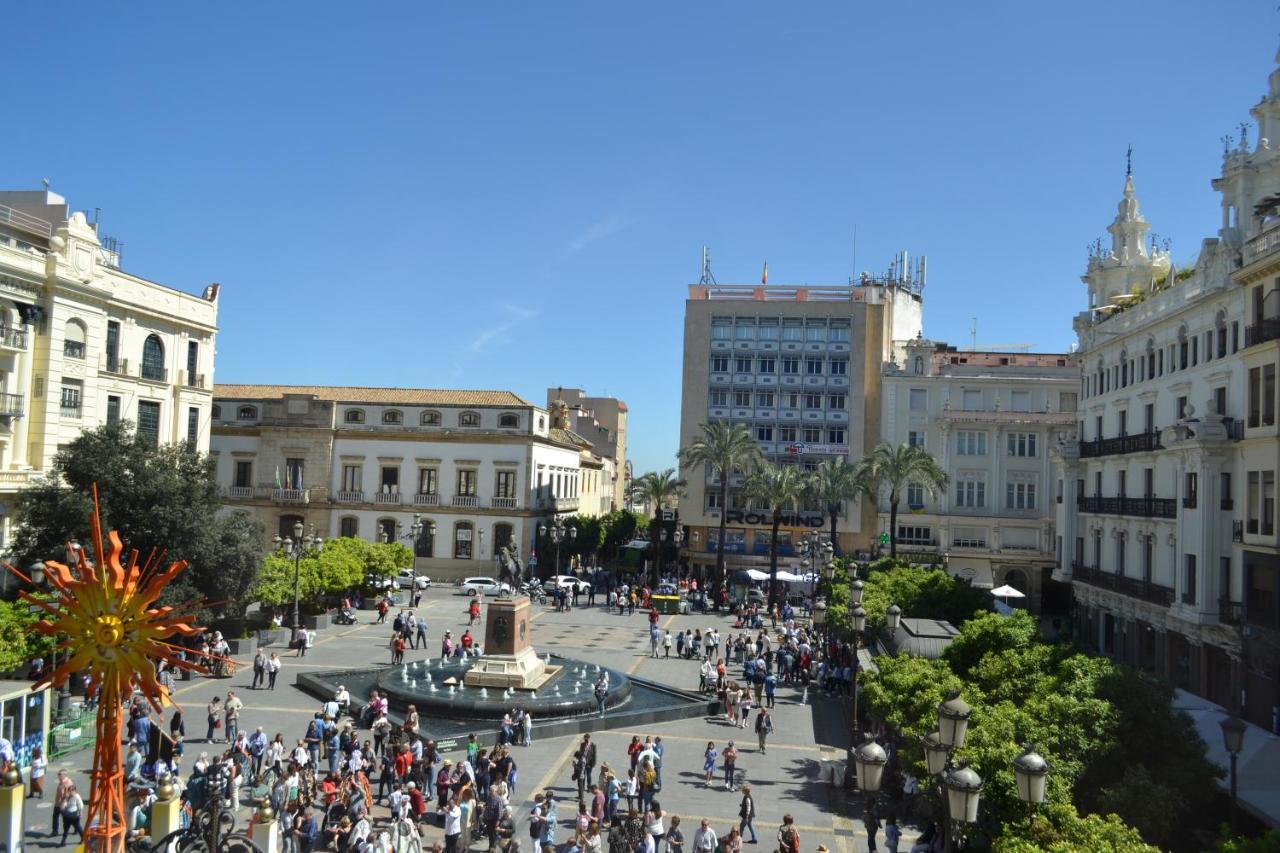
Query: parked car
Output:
[[395, 569, 431, 590], [365, 574, 395, 593], [458, 577, 513, 597], [542, 574, 592, 594]]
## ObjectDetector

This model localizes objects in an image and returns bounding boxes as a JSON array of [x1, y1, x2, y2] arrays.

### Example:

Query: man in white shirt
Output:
[[692, 819, 717, 853], [442, 800, 463, 853]]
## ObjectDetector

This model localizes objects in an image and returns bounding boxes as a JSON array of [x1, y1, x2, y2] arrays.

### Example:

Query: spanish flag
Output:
[[762, 261, 768, 285]]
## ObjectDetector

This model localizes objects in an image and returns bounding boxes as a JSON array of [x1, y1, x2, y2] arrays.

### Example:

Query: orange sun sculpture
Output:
[[7, 486, 209, 853]]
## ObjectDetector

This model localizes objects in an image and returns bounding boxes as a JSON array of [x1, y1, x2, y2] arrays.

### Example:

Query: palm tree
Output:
[[679, 422, 763, 593], [630, 468, 687, 585], [744, 462, 807, 609], [807, 458, 870, 554], [857, 442, 948, 558]]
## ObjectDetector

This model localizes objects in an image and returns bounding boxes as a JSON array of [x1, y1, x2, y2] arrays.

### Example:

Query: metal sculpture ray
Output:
[[6, 485, 209, 853]]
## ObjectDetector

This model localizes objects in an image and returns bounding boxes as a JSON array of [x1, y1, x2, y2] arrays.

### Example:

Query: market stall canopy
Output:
[[774, 570, 805, 582]]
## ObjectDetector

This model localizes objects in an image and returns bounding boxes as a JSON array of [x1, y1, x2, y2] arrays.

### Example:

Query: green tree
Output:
[[1219, 830, 1280, 852], [743, 462, 807, 609], [860, 563, 990, 630], [0, 598, 55, 673], [630, 469, 686, 585], [993, 802, 1160, 853], [857, 442, 947, 557], [10, 422, 262, 613], [679, 422, 762, 590], [599, 510, 644, 563], [806, 458, 868, 555]]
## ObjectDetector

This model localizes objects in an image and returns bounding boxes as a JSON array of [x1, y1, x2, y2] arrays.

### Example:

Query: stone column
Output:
[[149, 776, 183, 842], [0, 766, 24, 853]]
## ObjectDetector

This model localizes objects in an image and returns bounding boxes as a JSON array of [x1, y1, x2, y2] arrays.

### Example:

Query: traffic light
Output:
[[879, 531, 889, 546]]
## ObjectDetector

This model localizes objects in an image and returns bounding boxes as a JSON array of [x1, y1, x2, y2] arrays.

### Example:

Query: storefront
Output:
[[0, 680, 50, 768]]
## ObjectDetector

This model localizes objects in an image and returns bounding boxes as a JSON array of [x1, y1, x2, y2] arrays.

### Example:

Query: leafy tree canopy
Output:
[[0, 597, 55, 673], [860, 562, 990, 630]]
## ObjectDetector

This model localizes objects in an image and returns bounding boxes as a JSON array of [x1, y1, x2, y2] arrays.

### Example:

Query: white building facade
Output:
[[211, 385, 588, 581], [1052, 46, 1280, 727], [880, 339, 1077, 612], [0, 188, 219, 546]]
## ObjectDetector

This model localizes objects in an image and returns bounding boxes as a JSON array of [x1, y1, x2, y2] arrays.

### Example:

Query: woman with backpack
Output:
[[776, 815, 799, 853]]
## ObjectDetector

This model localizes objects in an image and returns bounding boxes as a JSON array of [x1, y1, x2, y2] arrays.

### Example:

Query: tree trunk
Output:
[[652, 513, 662, 587], [829, 506, 839, 557], [889, 496, 899, 558], [716, 470, 729, 595], [768, 511, 782, 610]]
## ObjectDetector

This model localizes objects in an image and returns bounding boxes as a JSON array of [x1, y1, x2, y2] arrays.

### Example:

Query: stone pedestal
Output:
[[150, 791, 182, 842], [464, 596, 559, 690], [0, 776, 23, 853], [250, 808, 281, 853]]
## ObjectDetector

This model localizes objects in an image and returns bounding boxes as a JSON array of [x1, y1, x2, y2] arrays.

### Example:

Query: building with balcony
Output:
[[879, 338, 1077, 612], [211, 384, 591, 581], [547, 387, 628, 513], [1050, 48, 1280, 727], [0, 187, 219, 547], [676, 259, 925, 575]]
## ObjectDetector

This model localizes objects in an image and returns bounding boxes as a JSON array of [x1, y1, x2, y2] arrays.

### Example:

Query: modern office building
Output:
[[0, 188, 219, 547], [1052, 45, 1280, 726], [677, 262, 925, 575], [211, 384, 590, 580], [880, 338, 1077, 612]]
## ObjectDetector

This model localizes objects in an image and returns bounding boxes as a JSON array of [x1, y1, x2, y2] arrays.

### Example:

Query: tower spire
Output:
[[1126, 144, 1132, 179]]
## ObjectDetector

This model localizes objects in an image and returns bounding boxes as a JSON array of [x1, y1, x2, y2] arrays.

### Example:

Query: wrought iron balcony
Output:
[[1078, 431, 1161, 459], [1076, 495, 1177, 518], [1218, 598, 1243, 625], [1072, 562, 1175, 607]]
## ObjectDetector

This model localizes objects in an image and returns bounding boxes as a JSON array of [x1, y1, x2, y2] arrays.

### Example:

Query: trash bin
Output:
[[651, 594, 680, 616]]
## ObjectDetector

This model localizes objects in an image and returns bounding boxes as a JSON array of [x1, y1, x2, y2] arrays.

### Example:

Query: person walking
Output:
[[722, 741, 738, 791], [691, 819, 716, 853], [863, 807, 881, 852], [206, 696, 222, 742], [662, 630, 673, 658], [293, 625, 308, 657], [776, 816, 799, 853], [28, 746, 45, 799], [267, 652, 282, 690], [738, 784, 757, 844], [224, 691, 243, 744], [883, 815, 901, 853], [58, 783, 84, 846], [415, 613, 429, 650], [702, 742, 717, 787], [469, 598, 481, 626], [650, 624, 661, 658], [754, 709, 772, 754], [251, 649, 267, 690]]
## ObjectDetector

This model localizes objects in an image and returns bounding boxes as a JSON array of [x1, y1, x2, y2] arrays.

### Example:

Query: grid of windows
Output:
[[955, 476, 986, 508], [1006, 482, 1037, 510], [956, 431, 986, 455]]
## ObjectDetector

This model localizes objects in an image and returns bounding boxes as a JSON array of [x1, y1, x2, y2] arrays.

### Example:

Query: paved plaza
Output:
[[21, 589, 919, 852]]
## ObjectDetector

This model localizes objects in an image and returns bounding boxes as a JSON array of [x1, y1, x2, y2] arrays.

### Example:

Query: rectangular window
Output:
[[1249, 471, 1261, 534], [782, 324, 803, 341], [785, 393, 800, 409], [187, 341, 198, 383], [59, 381, 81, 417], [496, 470, 516, 498], [457, 470, 477, 496], [779, 426, 796, 442], [1116, 537, 1126, 576], [782, 358, 800, 375], [756, 392, 775, 407], [186, 406, 199, 444], [1265, 364, 1277, 426], [802, 427, 822, 442], [908, 430, 925, 448], [755, 426, 773, 441], [909, 389, 927, 410], [758, 325, 778, 340], [805, 358, 823, 375], [827, 428, 845, 444], [736, 357, 752, 373], [804, 393, 823, 409], [1250, 367, 1261, 427], [1010, 390, 1030, 412], [341, 465, 362, 491], [1118, 410, 1128, 437], [1177, 396, 1188, 419], [828, 394, 846, 410], [962, 389, 981, 410], [952, 526, 987, 548], [105, 320, 120, 372], [711, 325, 731, 340], [1215, 386, 1227, 418], [1184, 472, 1198, 508], [734, 325, 754, 340], [711, 357, 729, 373], [106, 395, 120, 426], [829, 326, 850, 342], [955, 477, 986, 508], [710, 390, 728, 407], [1006, 432, 1037, 457], [1218, 326, 1228, 358], [234, 460, 253, 489], [706, 491, 723, 510], [829, 360, 848, 376], [1184, 554, 1198, 605], [419, 468, 438, 495], [806, 326, 825, 342], [758, 357, 776, 374], [1265, 471, 1276, 536], [734, 391, 751, 407], [957, 431, 987, 456], [1144, 403, 1155, 433], [1005, 482, 1037, 510], [896, 525, 931, 544], [137, 400, 160, 444], [907, 483, 925, 507], [1059, 392, 1077, 412]]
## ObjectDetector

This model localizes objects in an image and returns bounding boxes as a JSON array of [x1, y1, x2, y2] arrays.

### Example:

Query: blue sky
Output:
[[4, 2, 1276, 473]]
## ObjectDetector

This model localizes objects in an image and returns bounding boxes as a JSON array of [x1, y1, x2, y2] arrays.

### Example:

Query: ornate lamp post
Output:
[[539, 518, 576, 578], [919, 690, 978, 852], [852, 737, 889, 816], [273, 521, 323, 629], [28, 560, 72, 719], [1012, 743, 1051, 810], [885, 603, 902, 634], [1221, 715, 1247, 834]]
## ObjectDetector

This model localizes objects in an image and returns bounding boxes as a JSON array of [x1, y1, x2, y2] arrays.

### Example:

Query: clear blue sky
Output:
[[4, 2, 1276, 473]]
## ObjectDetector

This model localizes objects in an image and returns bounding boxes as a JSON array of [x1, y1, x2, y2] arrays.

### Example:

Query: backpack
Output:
[[779, 827, 798, 853]]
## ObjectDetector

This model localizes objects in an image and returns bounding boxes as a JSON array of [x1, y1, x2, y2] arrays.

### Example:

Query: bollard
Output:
[[149, 775, 183, 842], [0, 765, 24, 853], [249, 801, 281, 853]]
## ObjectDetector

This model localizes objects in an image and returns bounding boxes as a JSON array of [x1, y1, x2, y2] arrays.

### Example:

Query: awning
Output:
[[949, 561, 994, 589], [990, 584, 1026, 599], [1174, 689, 1280, 827], [775, 571, 804, 582]]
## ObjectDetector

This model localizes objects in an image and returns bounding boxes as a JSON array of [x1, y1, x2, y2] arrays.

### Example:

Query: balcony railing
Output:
[[413, 493, 440, 506], [59, 403, 81, 419], [0, 393, 24, 417], [491, 496, 518, 509], [271, 488, 309, 504], [1244, 225, 1280, 265], [1077, 495, 1177, 518], [139, 366, 168, 383], [553, 496, 580, 512], [1244, 318, 1280, 349], [1078, 431, 1161, 459], [334, 490, 364, 504], [63, 341, 85, 360], [1218, 598, 1243, 625], [0, 327, 27, 351], [1234, 520, 1244, 542], [373, 491, 402, 505], [225, 485, 254, 499], [452, 495, 479, 508], [0, 204, 52, 238], [102, 357, 128, 376], [1072, 562, 1176, 607]]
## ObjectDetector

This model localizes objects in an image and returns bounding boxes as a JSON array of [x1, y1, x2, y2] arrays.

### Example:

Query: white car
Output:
[[458, 577, 513, 597], [542, 575, 592, 595], [395, 569, 431, 590]]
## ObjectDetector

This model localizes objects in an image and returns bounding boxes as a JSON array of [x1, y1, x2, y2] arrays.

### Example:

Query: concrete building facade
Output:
[[547, 387, 628, 512], [0, 188, 219, 547]]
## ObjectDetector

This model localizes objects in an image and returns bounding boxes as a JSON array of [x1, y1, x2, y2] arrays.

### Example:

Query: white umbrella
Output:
[[990, 584, 1026, 599]]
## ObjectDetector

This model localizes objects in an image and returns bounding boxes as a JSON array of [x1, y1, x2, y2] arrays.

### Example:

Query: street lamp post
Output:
[[538, 517, 576, 579], [1221, 715, 1247, 835], [852, 736, 889, 816], [28, 560, 73, 720], [1012, 743, 1051, 815], [273, 521, 323, 630], [920, 690, 980, 853]]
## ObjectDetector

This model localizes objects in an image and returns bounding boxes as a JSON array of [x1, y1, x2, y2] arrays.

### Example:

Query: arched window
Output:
[[63, 320, 86, 359], [459, 411, 480, 427], [377, 518, 397, 544], [415, 522, 434, 558], [493, 522, 514, 553], [141, 334, 166, 381], [454, 521, 474, 559], [498, 413, 519, 429], [237, 405, 257, 420], [421, 411, 441, 426], [278, 514, 304, 541], [383, 410, 403, 425], [212, 405, 222, 419], [345, 409, 365, 424], [339, 517, 358, 538]]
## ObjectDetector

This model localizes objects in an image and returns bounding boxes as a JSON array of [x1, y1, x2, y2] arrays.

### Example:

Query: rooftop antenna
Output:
[[970, 318, 978, 352], [699, 246, 717, 285], [41, 178, 50, 191], [851, 225, 858, 284], [1125, 144, 1132, 178]]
